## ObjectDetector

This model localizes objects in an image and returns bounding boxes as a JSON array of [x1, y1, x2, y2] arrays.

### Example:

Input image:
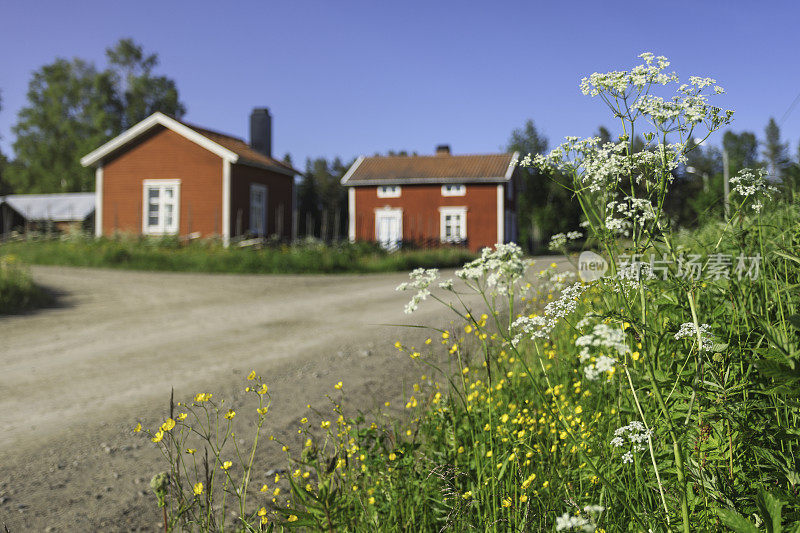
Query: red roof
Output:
[[179, 122, 299, 175], [342, 153, 518, 186]]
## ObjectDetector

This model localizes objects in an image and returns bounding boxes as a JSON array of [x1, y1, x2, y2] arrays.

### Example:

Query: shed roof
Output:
[[1, 193, 95, 221], [341, 152, 519, 186]]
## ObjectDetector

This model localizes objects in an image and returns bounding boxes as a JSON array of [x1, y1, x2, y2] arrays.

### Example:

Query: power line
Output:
[[778, 89, 800, 127]]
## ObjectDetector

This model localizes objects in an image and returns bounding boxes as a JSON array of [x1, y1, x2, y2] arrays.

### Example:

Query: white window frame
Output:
[[377, 185, 401, 198], [249, 183, 268, 236], [374, 207, 403, 250], [439, 206, 467, 243], [142, 179, 180, 235], [441, 184, 466, 197]]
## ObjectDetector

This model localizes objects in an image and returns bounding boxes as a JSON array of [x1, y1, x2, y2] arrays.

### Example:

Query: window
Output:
[[439, 206, 467, 242], [441, 184, 466, 197], [377, 185, 401, 198], [143, 180, 180, 234], [250, 183, 268, 235]]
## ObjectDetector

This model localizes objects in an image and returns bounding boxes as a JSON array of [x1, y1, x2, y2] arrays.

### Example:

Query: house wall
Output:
[[101, 127, 223, 237], [353, 183, 503, 252], [229, 164, 293, 240]]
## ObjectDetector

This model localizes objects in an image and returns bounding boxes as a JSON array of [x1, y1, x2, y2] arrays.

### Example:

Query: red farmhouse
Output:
[[341, 146, 519, 252], [81, 109, 298, 245]]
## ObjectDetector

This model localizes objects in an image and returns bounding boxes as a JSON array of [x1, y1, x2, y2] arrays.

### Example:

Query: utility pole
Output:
[[722, 150, 730, 221]]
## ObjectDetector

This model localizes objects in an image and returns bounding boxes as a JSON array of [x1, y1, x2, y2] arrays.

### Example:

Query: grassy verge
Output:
[[0, 235, 476, 274], [0, 255, 51, 314]]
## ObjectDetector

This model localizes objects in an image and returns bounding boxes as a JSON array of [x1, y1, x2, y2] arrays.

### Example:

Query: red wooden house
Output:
[[341, 146, 519, 252], [80, 108, 298, 245]]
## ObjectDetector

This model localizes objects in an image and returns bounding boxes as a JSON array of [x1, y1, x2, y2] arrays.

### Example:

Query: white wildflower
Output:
[[729, 167, 777, 212], [674, 322, 715, 352], [555, 505, 603, 532], [555, 513, 594, 532], [456, 243, 526, 295], [396, 268, 439, 313], [612, 421, 653, 465], [510, 282, 588, 343], [575, 323, 629, 380]]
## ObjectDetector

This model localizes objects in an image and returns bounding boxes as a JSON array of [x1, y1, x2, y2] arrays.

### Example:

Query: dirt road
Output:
[[0, 259, 570, 531]]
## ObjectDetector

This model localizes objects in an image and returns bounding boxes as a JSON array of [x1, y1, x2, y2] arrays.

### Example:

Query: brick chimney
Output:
[[435, 144, 451, 156], [250, 108, 272, 158]]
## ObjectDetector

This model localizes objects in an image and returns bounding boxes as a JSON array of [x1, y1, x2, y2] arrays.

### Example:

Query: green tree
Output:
[[507, 119, 580, 252], [8, 39, 185, 193], [7, 59, 117, 192], [0, 91, 10, 194], [301, 157, 350, 240], [723, 130, 758, 175], [763, 117, 789, 179], [106, 38, 185, 131]]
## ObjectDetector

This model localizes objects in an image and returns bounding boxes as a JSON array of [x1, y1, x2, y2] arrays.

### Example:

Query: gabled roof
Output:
[[80, 112, 300, 175], [1, 193, 95, 221], [341, 152, 519, 186]]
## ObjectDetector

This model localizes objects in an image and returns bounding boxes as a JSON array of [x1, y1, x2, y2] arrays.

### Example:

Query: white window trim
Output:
[[441, 184, 466, 197], [249, 183, 268, 235], [377, 185, 401, 198], [439, 206, 467, 242], [374, 207, 403, 248], [496, 185, 504, 244], [142, 179, 180, 235], [347, 188, 356, 242], [94, 165, 103, 237]]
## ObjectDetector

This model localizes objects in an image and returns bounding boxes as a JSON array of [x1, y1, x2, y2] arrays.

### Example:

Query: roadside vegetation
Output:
[[0, 235, 475, 274], [135, 54, 800, 531], [0, 254, 49, 314]]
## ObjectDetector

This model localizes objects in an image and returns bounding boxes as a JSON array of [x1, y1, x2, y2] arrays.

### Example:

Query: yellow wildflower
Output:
[[247, 370, 257, 380], [221, 461, 232, 470], [257, 407, 268, 415], [287, 515, 298, 522], [257, 384, 268, 395], [389, 453, 396, 461], [133, 423, 141, 433], [260, 484, 269, 492], [193, 482, 203, 495], [161, 418, 176, 432], [186, 448, 196, 454], [334, 381, 343, 390], [177, 413, 188, 421], [151, 430, 164, 443], [224, 409, 236, 420]]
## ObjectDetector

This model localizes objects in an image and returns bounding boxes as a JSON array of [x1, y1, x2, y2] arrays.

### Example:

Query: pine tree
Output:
[[763, 117, 789, 180]]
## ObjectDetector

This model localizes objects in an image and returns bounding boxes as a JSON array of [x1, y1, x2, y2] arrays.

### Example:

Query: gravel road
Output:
[[0, 259, 570, 531]]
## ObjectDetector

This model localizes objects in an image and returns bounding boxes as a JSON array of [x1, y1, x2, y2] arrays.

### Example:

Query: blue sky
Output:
[[1, 0, 798, 166]]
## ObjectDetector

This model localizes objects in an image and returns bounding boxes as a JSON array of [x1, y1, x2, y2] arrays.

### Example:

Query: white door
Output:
[[375, 209, 402, 250]]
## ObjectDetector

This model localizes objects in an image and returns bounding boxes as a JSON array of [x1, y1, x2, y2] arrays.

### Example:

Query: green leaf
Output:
[[715, 508, 760, 533], [757, 489, 784, 533]]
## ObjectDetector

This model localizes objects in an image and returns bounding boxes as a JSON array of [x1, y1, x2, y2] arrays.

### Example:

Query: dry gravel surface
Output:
[[0, 259, 570, 531]]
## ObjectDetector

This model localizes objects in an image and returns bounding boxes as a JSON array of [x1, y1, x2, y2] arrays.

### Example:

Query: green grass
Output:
[[0, 235, 476, 274], [134, 202, 800, 531], [0, 255, 51, 314]]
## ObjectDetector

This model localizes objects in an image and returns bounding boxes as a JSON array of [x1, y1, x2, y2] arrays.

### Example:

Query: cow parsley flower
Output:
[[555, 505, 604, 532], [612, 421, 653, 465], [675, 322, 715, 352], [510, 282, 587, 345], [729, 167, 777, 212], [576, 323, 629, 380], [396, 268, 439, 313], [456, 243, 526, 295]]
